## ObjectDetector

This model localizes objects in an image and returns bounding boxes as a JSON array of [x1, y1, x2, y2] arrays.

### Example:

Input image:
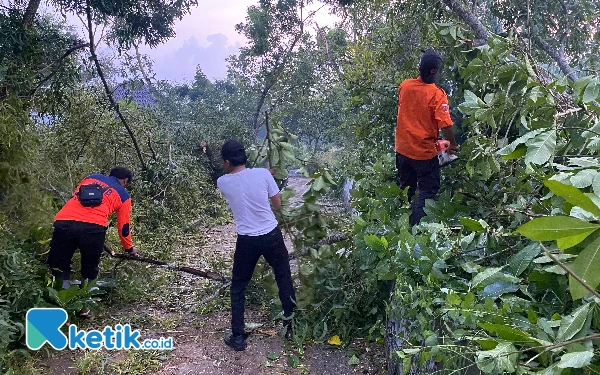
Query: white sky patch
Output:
[[29, 0, 339, 82]]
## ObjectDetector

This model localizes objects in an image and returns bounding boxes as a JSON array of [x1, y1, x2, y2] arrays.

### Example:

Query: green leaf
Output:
[[557, 231, 595, 249], [481, 281, 519, 298], [478, 323, 537, 343], [557, 351, 594, 369], [348, 355, 360, 366], [527, 86, 546, 106], [507, 243, 542, 276], [570, 169, 598, 188], [287, 354, 300, 368], [498, 130, 542, 156], [460, 217, 485, 233], [471, 267, 503, 288], [569, 236, 600, 299], [583, 79, 600, 104], [501, 144, 527, 160], [556, 303, 591, 342], [525, 130, 556, 165], [593, 173, 600, 196], [266, 352, 280, 361], [544, 180, 600, 217], [516, 216, 600, 241], [524, 55, 536, 77], [476, 341, 517, 373], [471, 268, 518, 288], [364, 235, 384, 250], [312, 176, 326, 191]]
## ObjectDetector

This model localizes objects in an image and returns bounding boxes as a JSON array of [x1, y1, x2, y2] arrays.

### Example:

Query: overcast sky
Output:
[[41, 0, 338, 83]]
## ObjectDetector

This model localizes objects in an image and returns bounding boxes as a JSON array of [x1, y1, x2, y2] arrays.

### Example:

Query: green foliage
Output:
[[274, 4, 600, 372]]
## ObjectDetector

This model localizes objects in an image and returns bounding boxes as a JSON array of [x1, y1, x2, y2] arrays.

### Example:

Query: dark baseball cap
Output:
[[419, 49, 442, 83], [221, 140, 246, 160], [419, 49, 442, 72]]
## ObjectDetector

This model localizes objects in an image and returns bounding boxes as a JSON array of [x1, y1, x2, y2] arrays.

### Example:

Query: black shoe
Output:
[[283, 323, 293, 339], [224, 332, 248, 351]]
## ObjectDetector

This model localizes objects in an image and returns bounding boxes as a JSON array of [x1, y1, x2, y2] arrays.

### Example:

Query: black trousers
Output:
[[47, 220, 107, 281], [396, 153, 441, 227], [231, 227, 296, 336]]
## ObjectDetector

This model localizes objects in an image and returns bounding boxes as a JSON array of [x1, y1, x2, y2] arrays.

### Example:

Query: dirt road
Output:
[[42, 177, 385, 375]]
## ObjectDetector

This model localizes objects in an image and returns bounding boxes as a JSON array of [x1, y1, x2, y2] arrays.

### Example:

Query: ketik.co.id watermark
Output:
[[26, 308, 173, 350]]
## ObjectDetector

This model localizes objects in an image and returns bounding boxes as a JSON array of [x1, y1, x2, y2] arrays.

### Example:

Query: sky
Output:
[[38, 0, 338, 83]]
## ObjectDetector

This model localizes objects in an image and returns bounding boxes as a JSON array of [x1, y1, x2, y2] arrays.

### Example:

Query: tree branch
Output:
[[134, 44, 164, 104], [441, 0, 579, 81], [541, 243, 600, 300], [525, 333, 600, 365], [103, 244, 227, 282], [32, 43, 90, 96], [250, 4, 324, 131], [293, 231, 350, 258], [440, 0, 489, 45], [530, 35, 578, 81], [85, 0, 147, 170]]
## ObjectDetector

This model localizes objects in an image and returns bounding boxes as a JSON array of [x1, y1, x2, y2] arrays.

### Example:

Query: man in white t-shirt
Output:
[[217, 140, 296, 351]]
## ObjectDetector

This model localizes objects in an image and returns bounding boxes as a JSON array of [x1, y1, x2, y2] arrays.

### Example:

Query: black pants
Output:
[[231, 227, 296, 336], [47, 220, 107, 281], [396, 153, 441, 227]]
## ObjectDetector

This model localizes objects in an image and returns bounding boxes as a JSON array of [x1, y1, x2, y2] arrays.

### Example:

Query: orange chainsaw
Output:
[[435, 139, 458, 166]]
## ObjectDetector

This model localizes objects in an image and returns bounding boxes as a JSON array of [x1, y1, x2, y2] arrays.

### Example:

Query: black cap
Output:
[[109, 166, 133, 182], [419, 49, 442, 83], [221, 140, 248, 166]]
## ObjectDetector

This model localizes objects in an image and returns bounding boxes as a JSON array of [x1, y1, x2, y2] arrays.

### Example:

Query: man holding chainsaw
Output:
[[395, 49, 459, 227], [217, 140, 296, 351], [47, 167, 139, 297]]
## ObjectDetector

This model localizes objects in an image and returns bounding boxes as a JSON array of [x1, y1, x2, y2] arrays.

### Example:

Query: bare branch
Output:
[[85, 0, 147, 170], [32, 43, 90, 96]]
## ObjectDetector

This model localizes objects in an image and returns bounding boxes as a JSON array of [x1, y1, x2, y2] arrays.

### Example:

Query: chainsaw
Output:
[[435, 139, 458, 166]]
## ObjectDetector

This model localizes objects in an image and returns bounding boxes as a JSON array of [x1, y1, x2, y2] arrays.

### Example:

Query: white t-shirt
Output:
[[217, 168, 280, 236]]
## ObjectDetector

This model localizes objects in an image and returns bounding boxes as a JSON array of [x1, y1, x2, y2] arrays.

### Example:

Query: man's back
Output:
[[217, 168, 279, 236], [395, 77, 452, 160], [55, 174, 130, 226]]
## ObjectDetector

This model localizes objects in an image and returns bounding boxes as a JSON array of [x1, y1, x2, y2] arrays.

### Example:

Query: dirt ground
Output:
[[40, 177, 386, 375]]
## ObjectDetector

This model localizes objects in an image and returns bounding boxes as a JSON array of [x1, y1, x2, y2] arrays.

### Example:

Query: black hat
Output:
[[221, 140, 248, 166], [109, 166, 133, 182], [419, 49, 442, 83]]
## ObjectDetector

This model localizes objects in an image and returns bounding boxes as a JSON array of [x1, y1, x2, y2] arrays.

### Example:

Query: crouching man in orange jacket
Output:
[[47, 167, 139, 294]]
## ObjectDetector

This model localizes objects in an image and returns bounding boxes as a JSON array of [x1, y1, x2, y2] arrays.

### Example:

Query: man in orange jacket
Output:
[[47, 167, 139, 290], [395, 49, 459, 226]]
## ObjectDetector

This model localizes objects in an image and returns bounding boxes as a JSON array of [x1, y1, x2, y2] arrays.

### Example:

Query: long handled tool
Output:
[[103, 244, 228, 282]]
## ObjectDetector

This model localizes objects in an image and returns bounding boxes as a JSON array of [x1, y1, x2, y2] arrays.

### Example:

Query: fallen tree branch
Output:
[[199, 281, 232, 305], [103, 244, 228, 282], [293, 232, 350, 258], [525, 332, 600, 365], [541, 243, 600, 300]]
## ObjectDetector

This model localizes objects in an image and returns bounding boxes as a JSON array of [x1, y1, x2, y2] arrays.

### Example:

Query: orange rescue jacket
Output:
[[55, 174, 133, 250], [395, 77, 453, 160]]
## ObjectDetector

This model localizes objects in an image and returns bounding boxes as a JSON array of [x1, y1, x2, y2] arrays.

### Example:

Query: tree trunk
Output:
[[22, 0, 41, 27], [385, 281, 437, 375]]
